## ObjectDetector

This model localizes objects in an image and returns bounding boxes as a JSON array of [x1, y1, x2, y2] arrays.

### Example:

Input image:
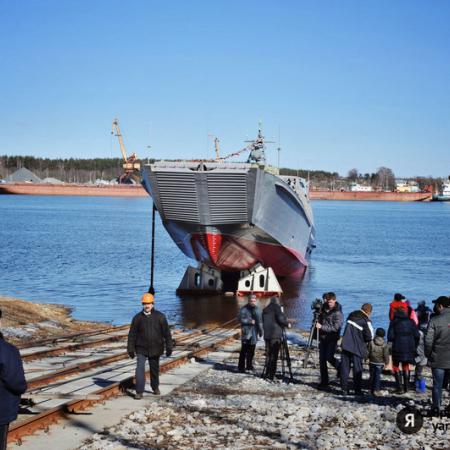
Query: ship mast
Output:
[[245, 122, 275, 165]]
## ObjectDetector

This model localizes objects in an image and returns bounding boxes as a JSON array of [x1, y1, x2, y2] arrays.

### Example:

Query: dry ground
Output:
[[0, 295, 110, 345]]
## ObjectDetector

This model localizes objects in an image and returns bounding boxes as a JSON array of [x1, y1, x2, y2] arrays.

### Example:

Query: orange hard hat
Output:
[[141, 293, 154, 304]]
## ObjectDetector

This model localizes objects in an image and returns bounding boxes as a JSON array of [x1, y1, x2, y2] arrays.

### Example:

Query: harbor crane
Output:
[[111, 118, 141, 184], [208, 135, 221, 161]]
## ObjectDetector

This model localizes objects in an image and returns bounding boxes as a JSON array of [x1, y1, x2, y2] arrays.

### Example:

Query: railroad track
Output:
[[8, 319, 239, 445]]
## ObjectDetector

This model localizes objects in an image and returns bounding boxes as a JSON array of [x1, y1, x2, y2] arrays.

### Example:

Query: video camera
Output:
[[311, 298, 324, 313], [311, 298, 324, 319], [301, 297, 324, 368]]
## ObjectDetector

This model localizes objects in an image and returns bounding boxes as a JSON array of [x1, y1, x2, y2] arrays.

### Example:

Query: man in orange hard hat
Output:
[[127, 293, 173, 398]]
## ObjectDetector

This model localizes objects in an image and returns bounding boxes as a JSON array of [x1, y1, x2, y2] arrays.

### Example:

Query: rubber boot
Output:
[[403, 370, 410, 393], [394, 372, 404, 394]]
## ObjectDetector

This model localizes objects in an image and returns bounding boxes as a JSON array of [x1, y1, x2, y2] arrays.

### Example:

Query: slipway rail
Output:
[[8, 321, 239, 444], [17, 324, 131, 349]]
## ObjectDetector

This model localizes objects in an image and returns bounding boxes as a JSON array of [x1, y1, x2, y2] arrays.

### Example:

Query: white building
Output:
[[350, 182, 373, 192]]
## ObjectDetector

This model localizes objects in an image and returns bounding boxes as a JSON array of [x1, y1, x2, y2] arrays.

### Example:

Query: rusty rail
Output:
[[8, 324, 240, 444], [21, 332, 128, 362], [25, 326, 231, 391], [17, 324, 131, 349]]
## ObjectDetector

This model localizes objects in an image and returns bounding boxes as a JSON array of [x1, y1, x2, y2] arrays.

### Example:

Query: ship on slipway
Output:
[[141, 128, 315, 296]]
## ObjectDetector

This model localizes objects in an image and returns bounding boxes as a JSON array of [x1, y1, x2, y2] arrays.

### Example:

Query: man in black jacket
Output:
[[315, 292, 344, 389], [0, 309, 27, 450], [340, 303, 374, 395], [127, 293, 172, 398], [262, 297, 289, 380]]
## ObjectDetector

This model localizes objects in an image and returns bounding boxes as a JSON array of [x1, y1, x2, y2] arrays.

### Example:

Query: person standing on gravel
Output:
[[368, 327, 390, 396], [0, 309, 27, 450], [238, 294, 263, 373], [315, 292, 344, 389], [340, 303, 374, 395], [388, 308, 419, 394], [424, 296, 450, 414], [127, 293, 173, 398], [262, 297, 289, 381]]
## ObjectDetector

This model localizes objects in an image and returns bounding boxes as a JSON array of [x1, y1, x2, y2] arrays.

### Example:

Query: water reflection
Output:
[[177, 294, 240, 328], [177, 273, 311, 330]]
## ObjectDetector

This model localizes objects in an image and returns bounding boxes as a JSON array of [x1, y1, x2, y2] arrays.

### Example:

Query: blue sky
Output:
[[0, 1, 449, 177]]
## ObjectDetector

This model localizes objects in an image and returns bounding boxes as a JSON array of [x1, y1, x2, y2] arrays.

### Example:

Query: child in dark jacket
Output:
[[368, 328, 390, 395]]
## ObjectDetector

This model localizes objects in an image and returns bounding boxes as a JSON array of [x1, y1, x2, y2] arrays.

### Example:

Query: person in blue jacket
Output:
[[340, 303, 374, 395], [0, 309, 27, 450]]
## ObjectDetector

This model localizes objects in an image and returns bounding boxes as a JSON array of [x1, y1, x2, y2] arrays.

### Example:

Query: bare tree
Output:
[[347, 168, 358, 181], [375, 167, 396, 191]]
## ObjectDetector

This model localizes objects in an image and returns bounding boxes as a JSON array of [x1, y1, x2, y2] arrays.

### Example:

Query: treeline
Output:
[[0, 155, 445, 190], [281, 166, 445, 191], [0, 156, 155, 183]]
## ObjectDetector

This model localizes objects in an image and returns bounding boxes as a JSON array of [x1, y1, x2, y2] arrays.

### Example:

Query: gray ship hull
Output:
[[141, 161, 315, 277]]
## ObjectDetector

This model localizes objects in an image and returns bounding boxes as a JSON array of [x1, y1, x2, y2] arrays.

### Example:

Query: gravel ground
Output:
[[79, 334, 449, 450]]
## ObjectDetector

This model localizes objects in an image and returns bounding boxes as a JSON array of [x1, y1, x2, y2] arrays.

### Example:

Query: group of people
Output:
[[237, 291, 450, 415], [315, 292, 450, 414], [1, 290, 449, 447]]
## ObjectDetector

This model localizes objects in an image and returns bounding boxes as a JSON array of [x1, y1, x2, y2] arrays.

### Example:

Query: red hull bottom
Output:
[[188, 232, 308, 277]]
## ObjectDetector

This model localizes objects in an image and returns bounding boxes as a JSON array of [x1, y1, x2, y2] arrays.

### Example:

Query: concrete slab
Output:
[[13, 342, 240, 450]]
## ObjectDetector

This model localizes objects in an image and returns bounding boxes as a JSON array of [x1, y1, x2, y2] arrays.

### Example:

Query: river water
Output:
[[0, 196, 449, 331]]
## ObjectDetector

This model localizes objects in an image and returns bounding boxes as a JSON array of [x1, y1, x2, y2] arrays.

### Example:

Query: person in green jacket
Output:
[[368, 327, 390, 396]]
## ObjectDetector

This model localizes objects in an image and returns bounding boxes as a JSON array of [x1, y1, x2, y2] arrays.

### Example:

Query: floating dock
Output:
[[309, 189, 433, 202]]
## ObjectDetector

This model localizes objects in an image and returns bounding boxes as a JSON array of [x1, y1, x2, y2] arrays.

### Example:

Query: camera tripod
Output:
[[261, 328, 293, 382], [302, 312, 320, 368]]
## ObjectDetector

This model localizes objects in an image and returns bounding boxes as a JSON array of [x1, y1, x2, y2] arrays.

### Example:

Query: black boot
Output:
[[394, 372, 404, 394], [403, 370, 410, 393]]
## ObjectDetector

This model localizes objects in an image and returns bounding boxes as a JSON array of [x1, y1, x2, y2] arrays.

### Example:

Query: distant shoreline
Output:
[[0, 182, 433, 201]]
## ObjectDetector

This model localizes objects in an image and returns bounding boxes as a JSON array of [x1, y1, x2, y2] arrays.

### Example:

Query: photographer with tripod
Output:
[[315, 292, 344, 389], [262, 297, 289, 381]]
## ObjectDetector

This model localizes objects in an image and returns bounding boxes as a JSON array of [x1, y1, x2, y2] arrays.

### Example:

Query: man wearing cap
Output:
[[238, 294, 263, 373], [424, 296, 450, 414], [0, 309, 27, 450], [340, 303, 374, 395], [127, 293, 173, 398]]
